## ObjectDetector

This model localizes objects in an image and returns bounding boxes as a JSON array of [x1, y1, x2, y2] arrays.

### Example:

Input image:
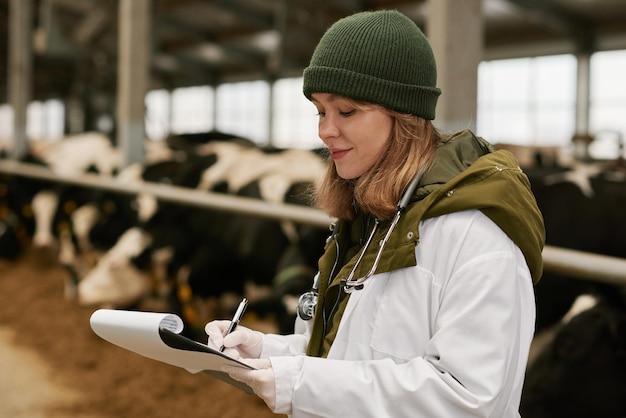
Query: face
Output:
[[311, 93, 393, 180]]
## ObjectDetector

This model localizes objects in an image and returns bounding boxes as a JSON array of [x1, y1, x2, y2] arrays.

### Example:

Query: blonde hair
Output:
[[314, 102, 441, 220]]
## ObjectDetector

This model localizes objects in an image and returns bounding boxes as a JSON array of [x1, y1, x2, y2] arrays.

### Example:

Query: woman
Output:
[[205, 10, 545, 417]]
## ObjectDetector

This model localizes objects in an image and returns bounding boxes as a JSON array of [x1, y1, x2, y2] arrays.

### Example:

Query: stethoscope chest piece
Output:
[[297, 290, 318, 321], [297, 272, 320, 321]]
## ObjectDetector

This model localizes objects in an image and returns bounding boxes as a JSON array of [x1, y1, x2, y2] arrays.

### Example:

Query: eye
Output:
[[340, 109, 356, 117]]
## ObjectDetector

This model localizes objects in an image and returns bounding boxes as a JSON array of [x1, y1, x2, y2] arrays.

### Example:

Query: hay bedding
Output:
[[0, 249, 282, 418]]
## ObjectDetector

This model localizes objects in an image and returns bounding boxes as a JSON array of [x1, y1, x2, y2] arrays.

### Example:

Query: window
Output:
[[477, 55, 577, 146], [215, 80, 269, 144], [589, 49, 626, 159], [171, 86, 214, 134], [272, 77, 319, 149], [145, 89, 171, 140], [5, 50, 624, 157]]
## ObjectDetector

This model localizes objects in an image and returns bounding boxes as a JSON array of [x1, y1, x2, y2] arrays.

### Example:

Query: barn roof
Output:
[[1, 0, 626, 102]]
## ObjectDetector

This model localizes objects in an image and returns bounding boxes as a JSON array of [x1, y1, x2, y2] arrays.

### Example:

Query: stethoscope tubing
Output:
[[296, 169, 425, 319]]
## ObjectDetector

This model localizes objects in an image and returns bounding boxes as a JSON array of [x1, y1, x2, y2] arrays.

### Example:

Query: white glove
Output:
[[223, 358, 276, 411], [205, 320, 264, 359]]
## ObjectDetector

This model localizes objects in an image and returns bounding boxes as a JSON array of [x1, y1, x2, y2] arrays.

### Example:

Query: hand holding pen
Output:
[[219, 297, 248, 352], [205, 297, 265, 358]]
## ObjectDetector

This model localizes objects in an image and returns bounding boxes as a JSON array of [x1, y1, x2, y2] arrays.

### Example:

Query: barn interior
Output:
[[1, 1, 626, 417]]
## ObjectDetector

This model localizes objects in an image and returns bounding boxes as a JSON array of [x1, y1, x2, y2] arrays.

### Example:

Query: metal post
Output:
[[117, 0, 151, 166], [8, 0, 33, 158]]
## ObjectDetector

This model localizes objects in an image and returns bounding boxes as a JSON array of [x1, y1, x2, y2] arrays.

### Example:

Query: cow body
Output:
[[73, 140, 329, 336], [521, 290, 626, 417], [502, 147, 626, 417], [523, 160, 626, 332]]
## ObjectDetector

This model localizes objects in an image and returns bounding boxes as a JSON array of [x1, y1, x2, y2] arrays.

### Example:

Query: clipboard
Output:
[[90, 309, 255, 393]]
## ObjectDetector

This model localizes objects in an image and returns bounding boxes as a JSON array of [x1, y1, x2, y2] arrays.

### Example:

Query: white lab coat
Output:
[[261, 210, 536, 418]]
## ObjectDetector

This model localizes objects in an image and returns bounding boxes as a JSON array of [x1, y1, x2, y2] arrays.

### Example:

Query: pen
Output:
[[219, 297, 248, 352]]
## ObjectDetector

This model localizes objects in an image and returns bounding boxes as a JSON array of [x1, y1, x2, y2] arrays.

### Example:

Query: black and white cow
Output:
[[1, 149, 74, 261], [0, 131, 232, 262], [0, 131, 254, 293], [496, 146, 626, 418], [523, 160, 626, 333], [2, 132, 326, 337], [74, 140, 329, 336], [496, 142, 626, 327], [521, 288, 626, 418], [71, 152, 223, 309], [5, 133, 127, 294], [0, 171, 33, 260], [1, 132, 121, 251]]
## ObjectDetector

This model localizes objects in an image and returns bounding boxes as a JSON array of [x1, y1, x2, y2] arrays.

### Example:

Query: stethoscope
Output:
[[297, 170, 424, 321]]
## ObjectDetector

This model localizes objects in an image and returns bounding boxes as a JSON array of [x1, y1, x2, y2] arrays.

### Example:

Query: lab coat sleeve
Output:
[[270, 214, 535, 417]]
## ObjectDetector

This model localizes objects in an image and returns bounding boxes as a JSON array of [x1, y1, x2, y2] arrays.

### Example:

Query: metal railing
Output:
[[0, 159, 333, 227], [541, 246, 626, 286], [1, 159, 625, 286]]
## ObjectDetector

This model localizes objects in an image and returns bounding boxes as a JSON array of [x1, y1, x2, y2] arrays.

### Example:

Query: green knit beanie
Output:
[[303, 10, 441, 120]]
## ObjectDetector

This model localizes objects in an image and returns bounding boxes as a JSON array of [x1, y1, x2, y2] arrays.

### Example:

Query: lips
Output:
[[329, 148, 350, 160]]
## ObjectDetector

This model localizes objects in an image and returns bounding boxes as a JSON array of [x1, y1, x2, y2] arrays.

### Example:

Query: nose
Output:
[[318, 114, 339, 143]]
